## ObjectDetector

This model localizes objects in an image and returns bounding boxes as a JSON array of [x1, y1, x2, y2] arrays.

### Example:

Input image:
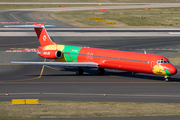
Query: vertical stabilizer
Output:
[[33, 24, 55, 46]]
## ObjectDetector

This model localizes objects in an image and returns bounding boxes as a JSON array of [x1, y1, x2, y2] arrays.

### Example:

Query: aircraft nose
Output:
[[166, 66, 177, 76], [170, 67, 177, 75]]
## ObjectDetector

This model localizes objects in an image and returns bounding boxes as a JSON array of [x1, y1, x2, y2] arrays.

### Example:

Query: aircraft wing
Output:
[[10, 61, 98, 68]]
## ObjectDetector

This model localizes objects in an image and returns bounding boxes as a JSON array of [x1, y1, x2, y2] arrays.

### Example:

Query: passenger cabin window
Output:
[[157, 58, 170, 64]]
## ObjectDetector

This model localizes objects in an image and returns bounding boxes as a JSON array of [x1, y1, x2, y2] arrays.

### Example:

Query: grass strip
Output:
[[1, 101, 180, 119], [50, 7, 180, 28], [0, 4, 60, 9], [169, 56, 180, 66], [1, 0, 180, 3]]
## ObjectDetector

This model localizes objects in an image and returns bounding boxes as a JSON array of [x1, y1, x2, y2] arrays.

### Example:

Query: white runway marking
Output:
[[168, 32, 180, 34]]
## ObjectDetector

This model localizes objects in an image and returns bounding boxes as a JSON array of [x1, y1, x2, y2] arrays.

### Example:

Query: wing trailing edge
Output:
[[10, 61, 98, 68]]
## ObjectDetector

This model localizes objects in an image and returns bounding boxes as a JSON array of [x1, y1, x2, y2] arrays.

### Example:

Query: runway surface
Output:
[[0, 11, 74, 28], [0, 36, 180, 103], [1, 3, 180, 12]]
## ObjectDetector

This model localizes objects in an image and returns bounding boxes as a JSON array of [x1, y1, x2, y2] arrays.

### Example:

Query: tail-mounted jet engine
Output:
[[38, 50, 62, 59]]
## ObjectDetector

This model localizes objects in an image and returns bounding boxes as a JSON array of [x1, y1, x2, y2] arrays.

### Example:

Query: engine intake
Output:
[[38, 50, 62, 59]]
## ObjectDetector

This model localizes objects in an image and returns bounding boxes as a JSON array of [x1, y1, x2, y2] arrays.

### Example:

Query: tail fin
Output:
[[4, 24, 55, 46], [33, 24, 55, 46]]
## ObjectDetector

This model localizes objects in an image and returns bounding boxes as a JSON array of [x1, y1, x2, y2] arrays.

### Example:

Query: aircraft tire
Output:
[[97, 68, 105, 75], [165, 78, 169, 82], [76, 69, 83, 75]]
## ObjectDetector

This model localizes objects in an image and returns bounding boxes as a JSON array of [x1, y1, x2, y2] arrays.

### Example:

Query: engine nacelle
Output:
[[38, 50, 62, 59]]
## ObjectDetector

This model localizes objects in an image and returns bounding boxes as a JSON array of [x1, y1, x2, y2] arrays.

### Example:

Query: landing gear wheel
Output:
[[76, 69, 83, 75], [164, 76, 169, 82], [165, 78, 169, 82], [97, 68, 105, 75]]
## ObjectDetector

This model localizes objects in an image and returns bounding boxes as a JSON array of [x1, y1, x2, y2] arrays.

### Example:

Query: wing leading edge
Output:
[[10, 61, 98, 68]]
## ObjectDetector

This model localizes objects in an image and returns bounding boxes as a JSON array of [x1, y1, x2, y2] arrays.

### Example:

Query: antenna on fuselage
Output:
[[144, 51, 146, 54]]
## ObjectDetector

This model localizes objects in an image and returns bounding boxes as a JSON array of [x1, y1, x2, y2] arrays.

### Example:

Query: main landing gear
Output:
[[76, 68, 105, 75], [76, 68, 83, 75], [97, 68, 105, 75], [164, 76, 169, 82]]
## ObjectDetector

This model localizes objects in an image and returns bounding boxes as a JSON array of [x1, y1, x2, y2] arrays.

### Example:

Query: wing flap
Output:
[[11, 62, 98, 68]]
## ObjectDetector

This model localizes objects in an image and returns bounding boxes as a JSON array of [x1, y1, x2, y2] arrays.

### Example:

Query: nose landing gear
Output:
[[164, 76, 169, 82]]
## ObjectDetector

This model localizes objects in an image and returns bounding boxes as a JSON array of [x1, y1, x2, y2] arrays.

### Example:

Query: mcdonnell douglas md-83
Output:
[[5, 24, 177, 82]]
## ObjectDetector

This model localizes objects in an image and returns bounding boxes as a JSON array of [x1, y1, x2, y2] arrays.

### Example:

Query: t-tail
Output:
[[4, 24, 56, 46]]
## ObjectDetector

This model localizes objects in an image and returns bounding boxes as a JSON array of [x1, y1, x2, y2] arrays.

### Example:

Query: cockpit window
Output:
[[157, 60, 161, 64], [164, 61, 170, 63], [157, 58, 170, 64]]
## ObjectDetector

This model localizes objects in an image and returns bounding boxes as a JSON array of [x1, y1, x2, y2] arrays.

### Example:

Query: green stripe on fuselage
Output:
[[63, 45, 82, 62], [165, 70, 172, 76]]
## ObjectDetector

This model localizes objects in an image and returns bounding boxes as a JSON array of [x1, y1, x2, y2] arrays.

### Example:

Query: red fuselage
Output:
[[76, 47, 177, 76]]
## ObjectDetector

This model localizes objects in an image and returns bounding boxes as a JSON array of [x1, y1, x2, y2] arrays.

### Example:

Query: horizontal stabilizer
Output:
[[10, 62, 99, 68], [4, 25, 55, 28], [4, 24, 56, 46]]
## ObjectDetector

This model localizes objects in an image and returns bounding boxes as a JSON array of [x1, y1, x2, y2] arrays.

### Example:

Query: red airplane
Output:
[[5, 24, 177, 82]]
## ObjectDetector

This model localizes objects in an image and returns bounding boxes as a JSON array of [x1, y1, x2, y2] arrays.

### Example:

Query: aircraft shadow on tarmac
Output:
[[26, 67, 180, 82]]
